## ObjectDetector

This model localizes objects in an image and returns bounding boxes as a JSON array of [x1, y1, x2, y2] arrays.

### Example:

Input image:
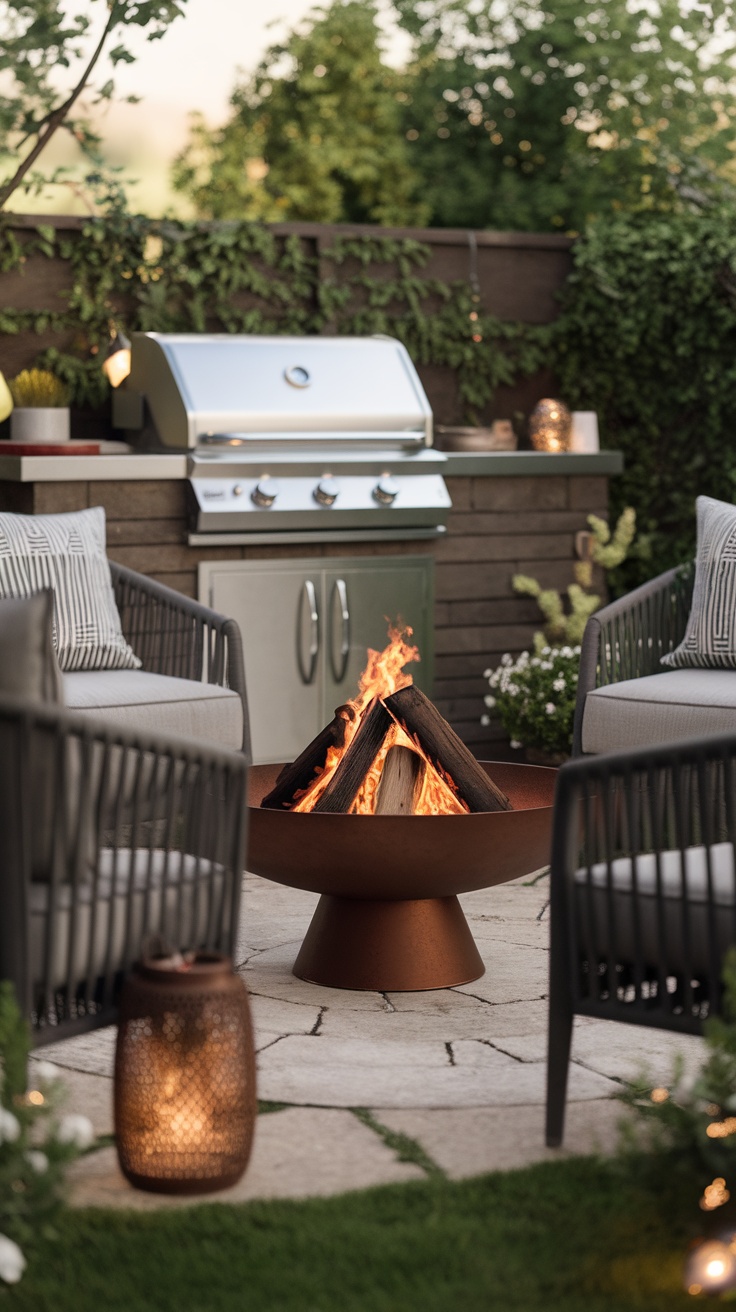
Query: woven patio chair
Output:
[[105, 562, 250, 759], [573, 563, 695, 756], [0, 695, 248, 1046], [546, 732, 736, 1147]]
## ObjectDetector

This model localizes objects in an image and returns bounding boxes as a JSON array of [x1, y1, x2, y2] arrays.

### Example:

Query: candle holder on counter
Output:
[[114, 951, 257, 1195], [529, 398, 573, 452]]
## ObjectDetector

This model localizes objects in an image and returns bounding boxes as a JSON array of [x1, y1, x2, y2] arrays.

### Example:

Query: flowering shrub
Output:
[[482, 646, 580, 758], [0, 982, 93, 1286]]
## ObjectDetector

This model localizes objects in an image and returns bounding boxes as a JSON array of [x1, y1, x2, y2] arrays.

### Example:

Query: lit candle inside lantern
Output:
[[114, 953, 257, 1194]]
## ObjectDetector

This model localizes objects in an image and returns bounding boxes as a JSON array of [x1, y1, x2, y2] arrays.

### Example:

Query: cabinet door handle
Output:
[[297, 579, 319, 685], [330, 577, 350, 683]]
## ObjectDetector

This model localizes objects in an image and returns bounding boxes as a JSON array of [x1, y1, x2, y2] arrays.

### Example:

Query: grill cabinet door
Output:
[[202, 563, 324, 765], [323, 562, 433, 711], [200, 556, 434, 767]]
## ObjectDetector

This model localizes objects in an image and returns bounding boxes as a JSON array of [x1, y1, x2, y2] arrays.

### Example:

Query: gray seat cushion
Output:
[[63, 669, 243, 751], [582, 669, 736, 753], [31, 848, 226, 989], [574, 842, 736, 973]]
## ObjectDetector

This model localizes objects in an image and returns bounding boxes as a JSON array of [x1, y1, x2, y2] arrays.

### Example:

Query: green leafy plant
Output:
[[551, 211, 736, 588], [8, 369, 70, 408], [482, 644, 580, 759], [618, 950, 736, 1228], [513, 508, 637, 648], [0, 0, 188, 212], [0, 981, 92, 1287], [0, 216, 547, 417]]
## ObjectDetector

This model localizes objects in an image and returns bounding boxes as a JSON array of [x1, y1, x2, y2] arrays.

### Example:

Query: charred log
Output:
[[313, 699, 393, 814], [383, 685, 512, 813], [260, 704, 354, 810]]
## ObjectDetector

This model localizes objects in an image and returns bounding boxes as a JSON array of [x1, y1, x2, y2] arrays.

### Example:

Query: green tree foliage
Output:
[[175, 0, 736, 232], [551, 210, 736, 586], [173, 0, 429, 226], [393, 0, 736, 232], [0, 0, 187, 210]]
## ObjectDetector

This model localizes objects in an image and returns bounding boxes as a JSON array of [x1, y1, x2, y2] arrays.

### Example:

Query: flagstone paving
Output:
[[34, 869, 707, 1209]]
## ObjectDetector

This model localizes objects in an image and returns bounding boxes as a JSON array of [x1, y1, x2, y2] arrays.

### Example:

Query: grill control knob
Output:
[[232, 484, 243, 497], [314, 476, 340, 507], [373, 475, 400, 506], [251, 479, 279, 508]]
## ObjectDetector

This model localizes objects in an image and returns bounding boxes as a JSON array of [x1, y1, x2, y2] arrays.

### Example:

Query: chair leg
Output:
[[545, 997, 574, 1148]]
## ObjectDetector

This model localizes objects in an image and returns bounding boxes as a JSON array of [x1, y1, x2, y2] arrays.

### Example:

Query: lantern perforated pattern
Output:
[[115, 955, 257, 1194]]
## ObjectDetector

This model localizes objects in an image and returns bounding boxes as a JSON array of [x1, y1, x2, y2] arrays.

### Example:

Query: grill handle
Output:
[[297, 579, 320, 685], [329, 578, 350, 684]]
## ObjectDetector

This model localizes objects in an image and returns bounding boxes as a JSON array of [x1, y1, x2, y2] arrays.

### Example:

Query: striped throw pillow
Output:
[[662, 495, 736, 670], [0, 506, 140, 672]]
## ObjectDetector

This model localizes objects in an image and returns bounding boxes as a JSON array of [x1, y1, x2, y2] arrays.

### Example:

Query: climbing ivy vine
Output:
[[0, 215, 547, 416], [551, 209, 736, 588]]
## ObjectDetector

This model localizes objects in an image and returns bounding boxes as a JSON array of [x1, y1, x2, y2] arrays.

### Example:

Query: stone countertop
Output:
[[0, 444, 623, 484], [439, 450, 624, 476]]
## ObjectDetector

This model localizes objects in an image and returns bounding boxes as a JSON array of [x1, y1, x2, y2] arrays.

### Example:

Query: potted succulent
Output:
[[7, 369, 70, 443]]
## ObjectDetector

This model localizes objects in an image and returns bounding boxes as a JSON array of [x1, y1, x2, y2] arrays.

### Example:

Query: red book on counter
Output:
[[0, 441, 100, 455]]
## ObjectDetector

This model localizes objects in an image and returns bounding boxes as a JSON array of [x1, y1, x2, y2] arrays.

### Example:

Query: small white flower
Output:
[[501, 653, 512, 666], [0, 1235, 26, 1285], [484, 694, 496, 708], [25, 1150, 48, 1174], [56, 1113, 94, 1150], [530, 657, 541, 667], [541, 661, 553, 671], [0, 1108, 20, 1145], [480, 714, 490, 726], [541, 646, 551, 655], [483, 668, 491, 679], [561, 646, 573, 658], [508, 685, 519, 697], [510, 740, 521, 750], [545, 702, 556, 715], [32, 1061, 60, 1084], [552, 676, 566, 692]]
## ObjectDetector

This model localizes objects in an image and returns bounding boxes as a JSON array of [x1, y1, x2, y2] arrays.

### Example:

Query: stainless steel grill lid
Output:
[[126, 333, 433, 449], [119, 332, 450, 538]]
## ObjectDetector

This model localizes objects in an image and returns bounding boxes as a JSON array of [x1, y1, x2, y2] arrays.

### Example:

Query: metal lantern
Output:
[[528, 398, 572, 452], [114, 952, 257, 1195]]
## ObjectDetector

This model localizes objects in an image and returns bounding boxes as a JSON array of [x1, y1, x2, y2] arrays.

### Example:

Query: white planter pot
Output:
[[10, 408, 70, 444]]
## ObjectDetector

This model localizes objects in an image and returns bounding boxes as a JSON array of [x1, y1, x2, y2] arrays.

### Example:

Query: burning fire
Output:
[[292, 623, 468, 816]]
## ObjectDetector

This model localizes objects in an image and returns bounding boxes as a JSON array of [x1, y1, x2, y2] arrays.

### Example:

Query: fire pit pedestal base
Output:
[[293, 894, 484, 991], [248, 761, 557, 994]]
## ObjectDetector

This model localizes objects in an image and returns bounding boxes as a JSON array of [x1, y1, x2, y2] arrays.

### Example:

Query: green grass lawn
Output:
[[6, 1154, 701, 1312]]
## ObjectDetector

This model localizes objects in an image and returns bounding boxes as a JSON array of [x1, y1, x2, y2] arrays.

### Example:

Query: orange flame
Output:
[[293, 622, 468, 816]]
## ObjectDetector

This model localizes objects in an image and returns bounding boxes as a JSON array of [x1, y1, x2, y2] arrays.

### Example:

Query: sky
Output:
[[8, 0, 409, 215]]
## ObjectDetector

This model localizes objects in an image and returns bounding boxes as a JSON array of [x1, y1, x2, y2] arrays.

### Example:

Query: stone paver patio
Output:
[[35, 869, 707, 1208]]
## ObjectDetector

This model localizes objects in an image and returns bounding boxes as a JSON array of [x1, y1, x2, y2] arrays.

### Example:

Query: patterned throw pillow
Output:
[[0, 506, 140, 672], [662, 495, 736, 669]]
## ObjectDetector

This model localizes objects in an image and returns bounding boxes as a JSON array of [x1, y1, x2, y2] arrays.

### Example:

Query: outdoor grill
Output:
[[117, 332, 451, 543]]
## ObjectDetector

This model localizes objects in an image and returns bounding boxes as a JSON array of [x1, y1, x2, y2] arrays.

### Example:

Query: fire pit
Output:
[[246, 623, 556, 990], [247, 760, 556, 990]]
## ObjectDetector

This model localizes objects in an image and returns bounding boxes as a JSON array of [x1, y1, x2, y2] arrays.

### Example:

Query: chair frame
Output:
[[110, 562, 251, 761], [546, 731, 736, 1147], [572, 563, 695, 755], [0, 695, 249, 1047]]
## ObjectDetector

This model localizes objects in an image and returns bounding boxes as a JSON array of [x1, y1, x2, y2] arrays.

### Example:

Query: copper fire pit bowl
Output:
[[247, 761, 556, 992]]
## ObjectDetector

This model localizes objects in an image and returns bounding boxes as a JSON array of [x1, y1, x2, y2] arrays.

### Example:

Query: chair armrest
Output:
[[110, 562, 251, 760], [572, 563, 694, 754]]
